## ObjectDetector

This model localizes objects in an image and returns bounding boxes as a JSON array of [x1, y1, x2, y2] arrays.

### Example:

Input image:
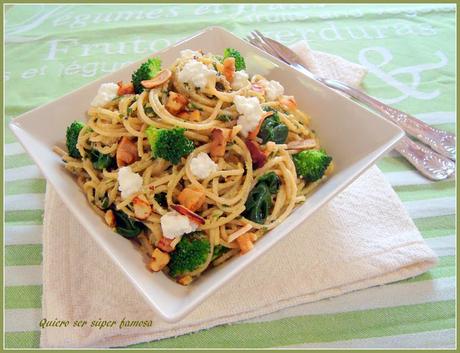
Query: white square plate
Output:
[[10, 26, 404, 322]]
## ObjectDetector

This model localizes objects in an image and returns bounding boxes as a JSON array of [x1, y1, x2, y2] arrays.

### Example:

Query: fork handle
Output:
[[394, 136, 455, 181], [318, 77, 456, 161]]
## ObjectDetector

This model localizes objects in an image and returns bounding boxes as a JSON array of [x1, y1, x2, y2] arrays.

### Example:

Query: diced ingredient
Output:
[[232, 70, 249, 90], [165, 91, 188, 115], [113, 209, 143, 238], [222, 57, 236, 83], [245, 139, 267, 169], [178, 110, 201, 121], [236, 232, 257, 254], [160, 211, 198, 239], [116, 136, 138, 167], [157, 236, 174, 253], [223, 48, 246, 71], [177, 60, 216, 89], [210, 128, 230, 158], [117, 81, 135, 96], [131, 57, 162, 94], [167, 231, 211, 278], [234, 95, 264, 137], [145, 126, 195, 165], [117, 166, 143, 199], [190, 152, 219, 179], [264, 80, 284, 101], [292, 149, 332, 182], [177, 188, 206, 212], [149, 248, 170, 272], [104, 210, 115, 227], [132, 195, 152, 220], [91, 83, 119, 107], [66, 121, 85, 159], [177, 275, 193, 286]]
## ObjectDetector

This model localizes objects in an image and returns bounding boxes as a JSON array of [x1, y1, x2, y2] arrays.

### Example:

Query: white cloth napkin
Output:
[[40, 41, 437, 348]]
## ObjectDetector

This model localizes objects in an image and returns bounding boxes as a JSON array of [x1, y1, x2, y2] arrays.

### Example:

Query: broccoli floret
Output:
[[168, 232, 211, 278], [223, 48, 246, 71], [145, 126, 194, 165], [66, 121, 85, 159], [292, 150, 332, 182], [131, 57, 162, 94]]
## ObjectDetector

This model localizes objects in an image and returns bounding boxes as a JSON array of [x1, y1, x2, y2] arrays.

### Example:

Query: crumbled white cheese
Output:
[[264, 80, 284, 101], [160, 211, 198, 239], [178, 60, 216, 89], [231, 70, 249, 90], [117, 166, 143, 199], [190, 152, 219, 180], [91, 82, 119, 107], [234, 95, 264, 137], [180, 49, 202, 60]]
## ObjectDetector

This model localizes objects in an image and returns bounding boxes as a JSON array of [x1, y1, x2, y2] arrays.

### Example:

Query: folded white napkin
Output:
[[40, 41, 437, 348]]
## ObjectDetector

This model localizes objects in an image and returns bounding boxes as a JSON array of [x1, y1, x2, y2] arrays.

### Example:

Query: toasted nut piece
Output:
[[178, 110, 201, 121], [116, 136, 138, 167], [227, 224, 253, 243], [251, 83, 265, 94], [149, 248, 170, 272], [117, 81, 135, 96], [157, 236, 174, 253], [141, 69, 172, 89], [171, 204, 205, 225], [236, 233, 256, 254], [223, 57, 236, 83], [177, 188, 206, 212], [279, 95, 297, 109], [177, 275, 193, 286], [104, 210, 115, 227], [286, 139, 317, 151], [210, 128, 231, 158], [165, 91, 188, 115], [133, 195, 152, 220]]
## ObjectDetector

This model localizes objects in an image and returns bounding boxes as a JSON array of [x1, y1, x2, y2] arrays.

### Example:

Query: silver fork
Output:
[[246, 30, 455, 181]]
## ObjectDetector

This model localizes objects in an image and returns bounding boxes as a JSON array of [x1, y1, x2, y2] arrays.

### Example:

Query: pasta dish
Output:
[[54, 48, 333, 285]]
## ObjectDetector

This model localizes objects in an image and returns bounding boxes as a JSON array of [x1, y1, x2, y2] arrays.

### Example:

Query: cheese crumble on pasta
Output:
[[54, 48, 333, 285]]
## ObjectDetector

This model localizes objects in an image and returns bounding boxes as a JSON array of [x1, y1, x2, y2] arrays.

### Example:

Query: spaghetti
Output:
[[55, 49, 333, 285]]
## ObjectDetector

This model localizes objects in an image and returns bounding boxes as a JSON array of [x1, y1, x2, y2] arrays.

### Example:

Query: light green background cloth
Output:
[[4, 4, 456, 348]]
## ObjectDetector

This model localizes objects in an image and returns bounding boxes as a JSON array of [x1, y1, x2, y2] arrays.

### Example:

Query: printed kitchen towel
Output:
[[40, 40, 437, 348]]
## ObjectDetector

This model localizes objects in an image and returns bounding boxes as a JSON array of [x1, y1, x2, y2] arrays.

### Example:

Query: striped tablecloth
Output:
[[4, 4, 456, 348]]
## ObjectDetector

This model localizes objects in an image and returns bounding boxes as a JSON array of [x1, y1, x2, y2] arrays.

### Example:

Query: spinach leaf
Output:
[[244, 172, 281, 224], [88, 149, 116, 170], [113, 209, 143, 238], [257, 172, 281, 194], [258, 109, 288, 144], [154, 192, 167, 208]]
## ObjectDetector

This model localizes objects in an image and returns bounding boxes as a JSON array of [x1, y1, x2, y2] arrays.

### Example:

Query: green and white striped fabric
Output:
[[4, 4, 455, 348]]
